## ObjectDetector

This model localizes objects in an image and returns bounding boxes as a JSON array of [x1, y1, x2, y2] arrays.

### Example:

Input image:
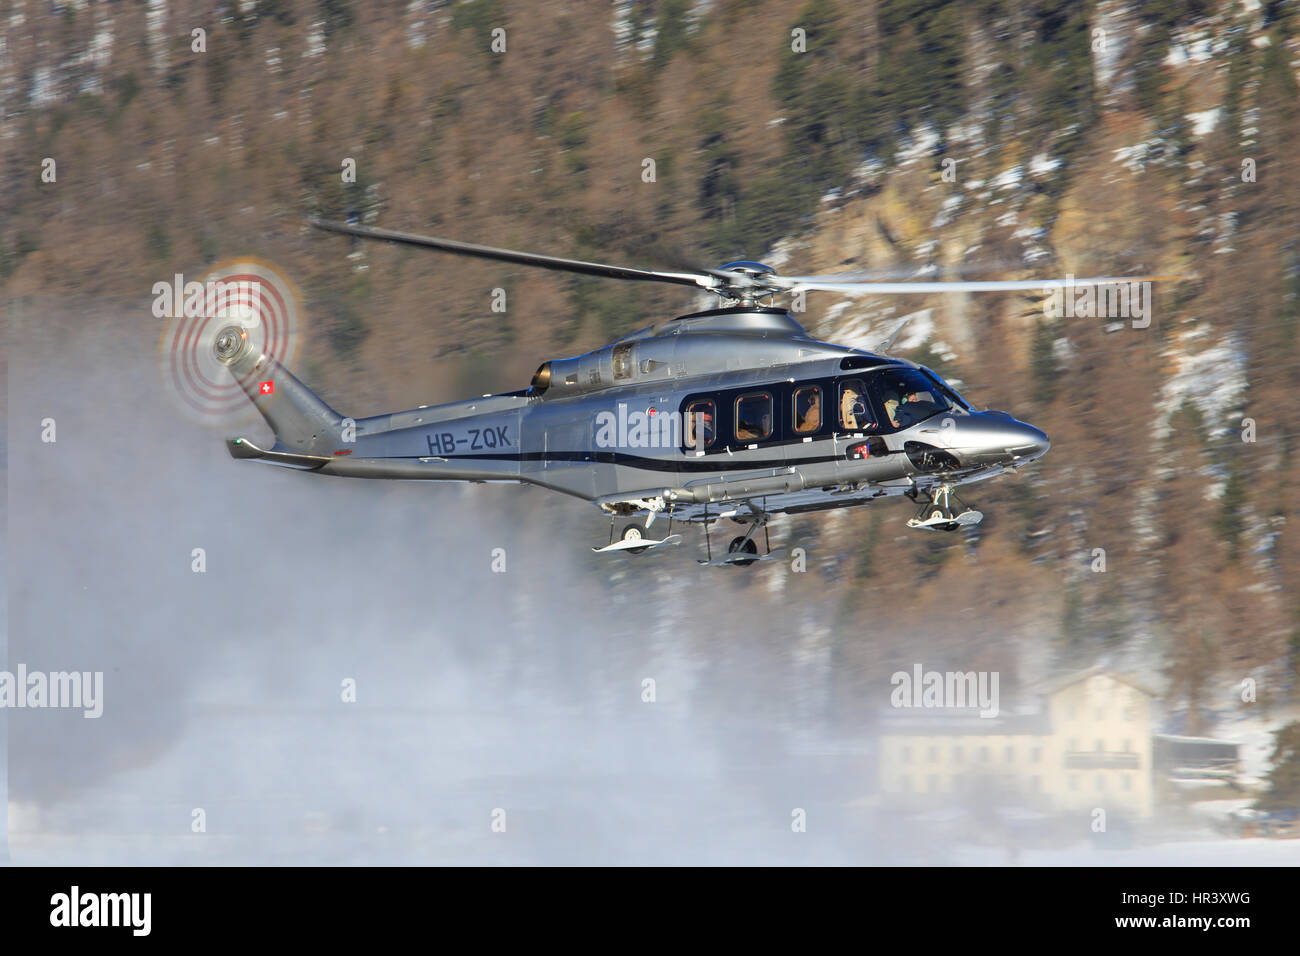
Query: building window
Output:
[[793, 386, 822, 434]]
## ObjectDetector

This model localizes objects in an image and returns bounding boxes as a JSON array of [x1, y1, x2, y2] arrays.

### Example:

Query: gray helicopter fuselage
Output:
[[304, 308, 1049, 521]]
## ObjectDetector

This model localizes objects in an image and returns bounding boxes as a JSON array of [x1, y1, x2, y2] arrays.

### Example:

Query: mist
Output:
[[5, 302, 925, 865]]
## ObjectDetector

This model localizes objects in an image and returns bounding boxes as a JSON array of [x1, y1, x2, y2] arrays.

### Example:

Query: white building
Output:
[[878, 669, 1157, 817]]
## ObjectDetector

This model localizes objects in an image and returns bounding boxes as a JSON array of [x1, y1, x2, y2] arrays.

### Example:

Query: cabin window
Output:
[[793, 386, 823, 434], [734, 392, 773, 443], [838, 378, 874, 431], [684, 400, 716, 449]]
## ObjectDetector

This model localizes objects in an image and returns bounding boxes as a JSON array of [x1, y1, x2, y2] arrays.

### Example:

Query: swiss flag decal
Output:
[[258, 380, 275, 395]]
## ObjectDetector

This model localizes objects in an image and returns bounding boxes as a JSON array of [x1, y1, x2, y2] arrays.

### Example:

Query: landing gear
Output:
[[621, 523, 648, 555], [698, 500, 786, 567], [591, 514, 682, 554], [906, 484, 983, 532], [727, 536, 759, 567]]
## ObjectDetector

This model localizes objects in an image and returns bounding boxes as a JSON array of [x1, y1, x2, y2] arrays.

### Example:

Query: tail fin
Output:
[[214, 325, 344, 456]]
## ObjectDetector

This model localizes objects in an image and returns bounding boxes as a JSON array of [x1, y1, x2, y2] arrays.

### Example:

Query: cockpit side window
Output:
[[869, 367, 952, 430]]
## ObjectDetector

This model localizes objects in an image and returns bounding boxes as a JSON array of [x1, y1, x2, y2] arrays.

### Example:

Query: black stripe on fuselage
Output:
[[395, 448, 900, 472]]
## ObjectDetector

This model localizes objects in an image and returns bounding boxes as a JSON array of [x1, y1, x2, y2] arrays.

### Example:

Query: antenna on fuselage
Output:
[[876, 317, 912, 354]]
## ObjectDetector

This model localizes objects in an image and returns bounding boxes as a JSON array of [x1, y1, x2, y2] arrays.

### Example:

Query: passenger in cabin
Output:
[[796, 389, 821, 433], [736, 410, 770, 442], [841, 384, 867, 430], [687, 407, 715, 448]]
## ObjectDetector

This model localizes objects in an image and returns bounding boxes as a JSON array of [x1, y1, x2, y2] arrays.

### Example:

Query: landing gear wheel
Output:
[[908, 484, 979, 532], [621, 524, 648, 555], [727, 536, 759, 567]]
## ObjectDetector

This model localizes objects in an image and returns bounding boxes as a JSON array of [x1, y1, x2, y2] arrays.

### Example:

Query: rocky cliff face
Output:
[[5, 0, 1300, 730]]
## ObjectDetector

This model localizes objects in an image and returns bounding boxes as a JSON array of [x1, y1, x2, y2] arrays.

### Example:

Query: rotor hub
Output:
[[213, 325, 251, 365], [713, 261, 781, 305]]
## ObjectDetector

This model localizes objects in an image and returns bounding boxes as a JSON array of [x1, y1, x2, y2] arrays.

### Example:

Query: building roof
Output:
[[1034, 666, 1157, 700]]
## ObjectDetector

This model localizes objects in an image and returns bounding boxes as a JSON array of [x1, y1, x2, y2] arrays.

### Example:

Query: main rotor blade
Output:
[[309, 219, 713, 291], [777, 275, 1185, 295], [773, 258, 1030, 284]]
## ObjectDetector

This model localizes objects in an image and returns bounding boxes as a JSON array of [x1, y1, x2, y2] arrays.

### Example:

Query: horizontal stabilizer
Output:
[[226, 438, 331, 469]]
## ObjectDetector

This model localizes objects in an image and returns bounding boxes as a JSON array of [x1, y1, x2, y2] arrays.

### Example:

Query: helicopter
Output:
[[216, 219, 1163, 566]]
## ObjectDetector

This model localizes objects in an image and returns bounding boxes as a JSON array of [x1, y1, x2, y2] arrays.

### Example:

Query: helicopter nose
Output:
[[1007, 423, 1050, 463], [948, 413, 1050, 467]]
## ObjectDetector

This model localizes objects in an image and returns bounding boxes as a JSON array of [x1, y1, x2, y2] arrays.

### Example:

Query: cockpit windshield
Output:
[[918, 367, 972, 412], [869, 367, 952, 429]]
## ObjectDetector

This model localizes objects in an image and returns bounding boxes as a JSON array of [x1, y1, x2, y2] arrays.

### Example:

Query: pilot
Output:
[[883, 390, 901, 428], [797, 391, 821, 432], [893, 390, 929, 428]]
